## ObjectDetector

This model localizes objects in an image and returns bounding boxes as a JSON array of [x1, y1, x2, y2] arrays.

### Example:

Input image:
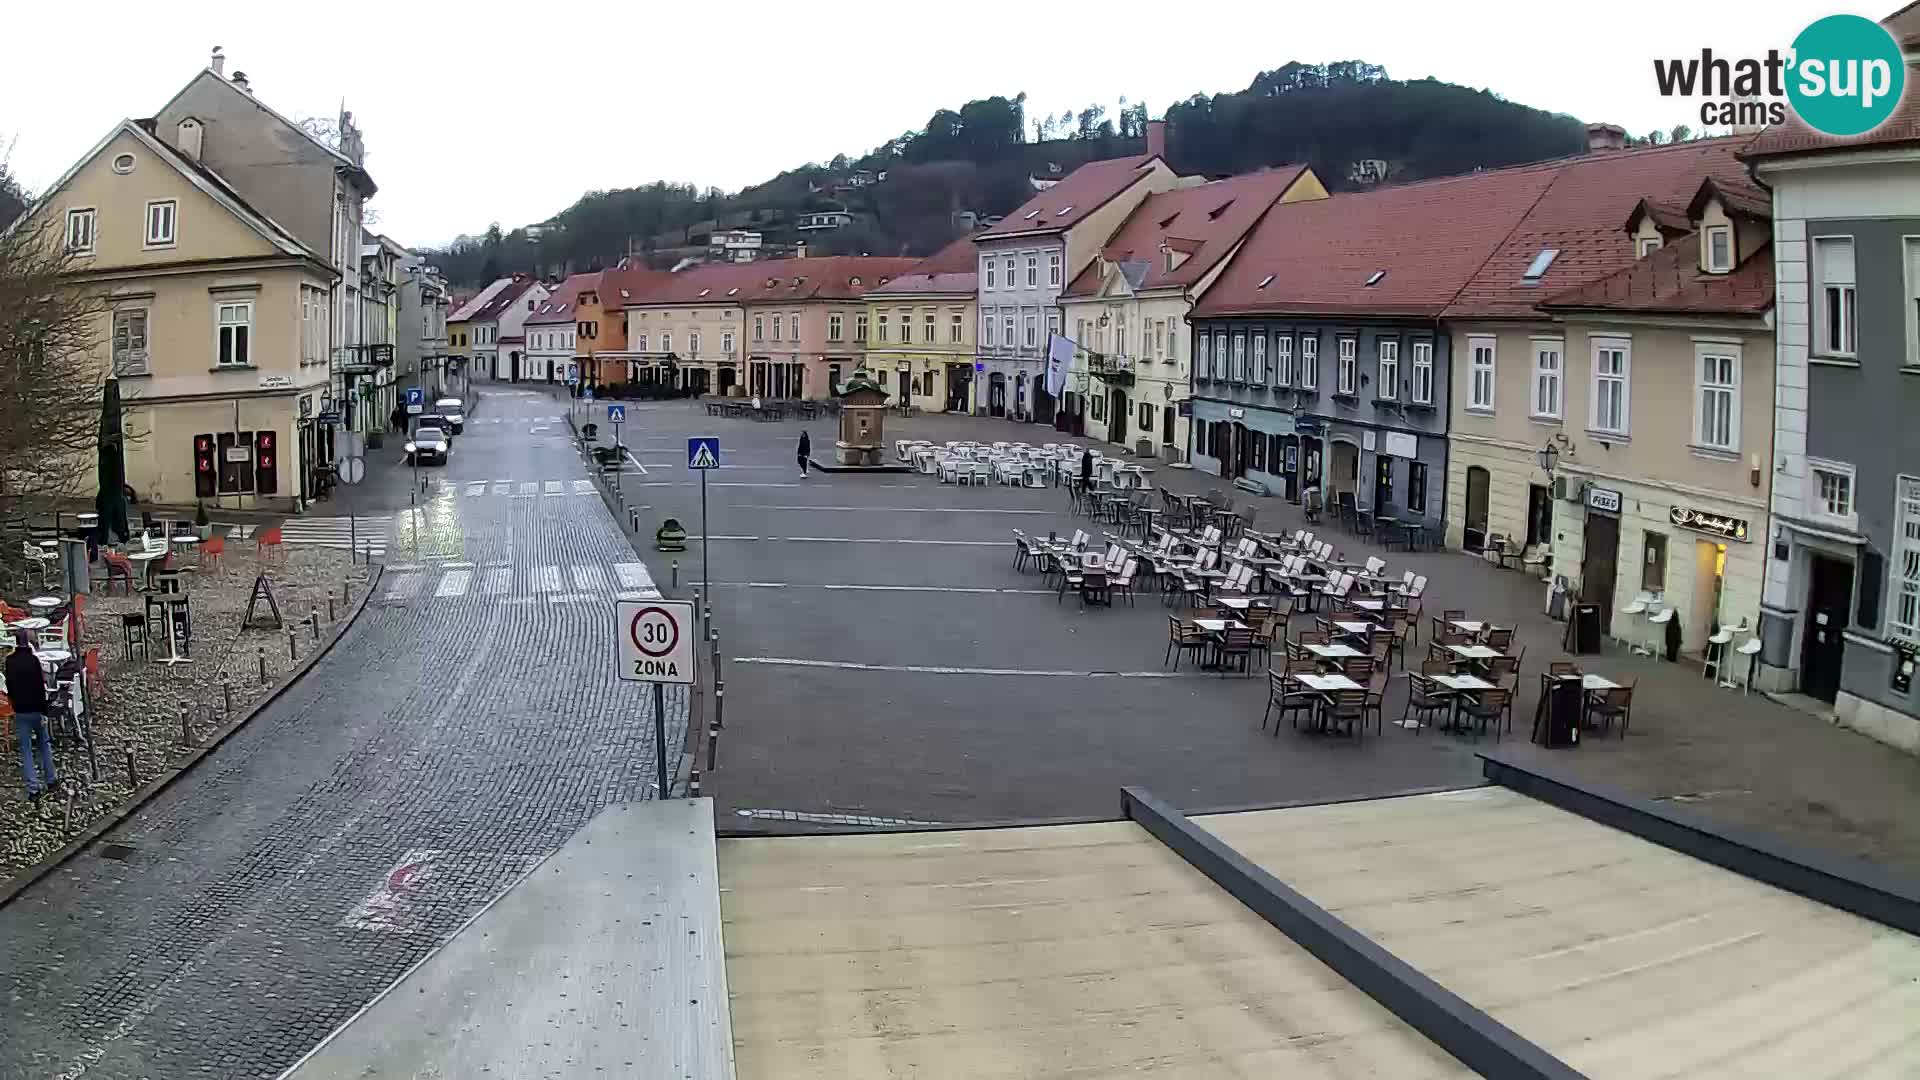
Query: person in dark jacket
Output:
[[1079, 447, 1094, 493], [797, 431, 811, 477], [6, 631, 56, 801]]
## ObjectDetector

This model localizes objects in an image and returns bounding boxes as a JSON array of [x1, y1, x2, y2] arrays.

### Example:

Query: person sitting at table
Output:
[[6, 630, 57, 802]]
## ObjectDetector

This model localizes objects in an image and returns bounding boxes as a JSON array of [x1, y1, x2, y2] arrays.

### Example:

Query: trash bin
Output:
[[1534, 675, 1583, 748], [1565, 602, 1602, 655], [1546, 574, 1569, 620]]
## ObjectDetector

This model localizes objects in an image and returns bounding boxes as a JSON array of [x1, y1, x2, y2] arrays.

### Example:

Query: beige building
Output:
[[24, 118, 337, 509], [864, 236, 979, 412]]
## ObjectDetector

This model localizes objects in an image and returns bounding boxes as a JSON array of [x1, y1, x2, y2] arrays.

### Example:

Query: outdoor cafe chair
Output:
[[1485, 627, 1515, 652], [1461, 686, 1513, 740], [1112, 559, 1140, 606], [1585, 682, 1637, 737], [1216, 625, 1256, 677], [1166, 616, 1211, 670], [1071, 529, 1089, 550], [1264, 661, 1316, 734], [1549, 660, 1581, 676], [1340, 654, 1376, 682], [1319, 688, 1369, 738], [1403, 659, 1460, 733], [1011, 531, 1036, 573]]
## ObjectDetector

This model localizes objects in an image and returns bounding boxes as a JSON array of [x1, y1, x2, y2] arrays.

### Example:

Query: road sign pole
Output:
[[700, 468, 710, 617], [653, 680, 668, 798]]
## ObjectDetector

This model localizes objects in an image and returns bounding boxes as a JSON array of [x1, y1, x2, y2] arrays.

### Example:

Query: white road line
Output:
[[622, 450, 649, 475], [613, 562, 655, 591], [693, 534, 762, 542], [571, 564, 608, 591], [781, 537, 1003, 546], [383, 573, 420, 600], [465, 482, 487, 497], [482, 568, 512, 595], [533, 565, 562, 592], [517, 482, 538, 497], [434, 570, 471, 597], [493, 483, 512, 496], [572, 479, 595, 494], [736, 505, 1055, 514], [543, 481, 564, 496], [734, 657, 1200, 678]]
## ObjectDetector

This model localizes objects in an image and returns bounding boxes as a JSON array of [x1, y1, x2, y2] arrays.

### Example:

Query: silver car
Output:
[[406, 425, 450, 465], [435, 397, 466, 434]]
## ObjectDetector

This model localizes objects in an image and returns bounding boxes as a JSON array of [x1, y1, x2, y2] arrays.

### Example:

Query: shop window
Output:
[[1407, 462, 1428, 515], [1642, 532, 1668, 594]]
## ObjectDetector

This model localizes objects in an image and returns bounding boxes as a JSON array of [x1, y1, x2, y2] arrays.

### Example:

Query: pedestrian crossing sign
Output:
[[687, 437, 721, 470], [607, 404, 626, 424]]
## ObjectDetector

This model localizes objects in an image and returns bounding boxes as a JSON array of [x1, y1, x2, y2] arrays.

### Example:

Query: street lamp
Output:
[[1535, 443, 1558, 474]]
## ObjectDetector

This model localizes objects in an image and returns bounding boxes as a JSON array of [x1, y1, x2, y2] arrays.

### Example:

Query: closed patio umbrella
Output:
[[95, 377, 130, 543]]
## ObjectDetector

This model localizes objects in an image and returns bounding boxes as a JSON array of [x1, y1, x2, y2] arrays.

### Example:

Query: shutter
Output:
[[1857, 549, 1883, 630]]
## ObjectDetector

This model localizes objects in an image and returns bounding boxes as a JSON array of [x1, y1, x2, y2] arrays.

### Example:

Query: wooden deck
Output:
[[717, 819, 1469, 1078], [1200, 787, 1920, 1078]]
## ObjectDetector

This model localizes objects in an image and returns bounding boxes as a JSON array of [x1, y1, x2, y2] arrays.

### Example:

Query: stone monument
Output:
[[835, 367, 890, 467]]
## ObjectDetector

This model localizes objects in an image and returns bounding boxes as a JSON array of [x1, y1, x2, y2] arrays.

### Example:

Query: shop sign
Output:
[[299, 395, 313, 418], [1670, 505, 1750, 542], [1227, 407, 1245, 419], [1587, 486, 1622, 514], [259, 374, 292, 389], [1382, 431, 1418, 459]]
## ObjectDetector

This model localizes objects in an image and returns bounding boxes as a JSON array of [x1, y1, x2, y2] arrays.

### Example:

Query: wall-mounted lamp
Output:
[[1749, 454, 1762, 489]]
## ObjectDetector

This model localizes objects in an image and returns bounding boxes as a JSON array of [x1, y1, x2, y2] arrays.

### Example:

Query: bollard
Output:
[[691, 588, 702, 624], [688, 766, 701, 800], [342, 581, 350, 606], [328, 596, 336, 623], [628, 507, 640, 533], [310, 606, 321, 640], [223, 679, 233, 719], [714, 679, 726, 729], [87, 738, 99, 782], [257, 646, 268, 685], [706, 712, 721, 772], [671, 560, 680, 590], [126, 749, 138, 789], [62, 786, 76, 833], [287, 628, 298, 663], [179, 703, 193, 745]]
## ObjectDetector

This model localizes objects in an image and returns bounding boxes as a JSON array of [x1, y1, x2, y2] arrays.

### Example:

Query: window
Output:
[[1090, 392, 1105, 421], [1521, 248, 1560, 282], [1169, 321, 1180, 362], [1026, 255, 1038, 287], [753, 315, 765, 341], [1705, 226, 1733, 273], [689, 331, 700, 356], [1025, 314, 1038, 348], [856, 314, 869, 342], [1695, 345, 1740, 451], [1407, 462, 1428, 516], [1140, 402, 1154, 433], [982, 315, 994, 347], [636, 332, 648, 352], [1251, 334, 1267, 383], [1810, 460, 1856, 526], [721, 331, 734, 354], [1049, 252, 1061, 286], [925, 312, 936, 342], [216, 301, 252, 366], [1003, 315, 1014, 348], [1531, 339, 1562, 418], [1336, 336, 1357, 395], [1641, 532, 1668, 593], [1274, 335, 1293, 386], [1377, 339, 1399, 399], [1214, 332, 1229, 380], [985, 260, 996, 289], [950, 312, 963, 343], [112, 308, 149, 375], [300, 285, 324, 366], [660, 331, 672, 355], [1908, 237, 1920, 366], [144, 199, 177, 247], [1468, 336, 1496, 410], [1002, 258, 1015, 285], [1892, 477, 1920, 644], [1299, 335, 1318, 389], [1196, 332, 1211, 379], [1637, 235, 1663, 258], [1814, 237, 1857, 357], [1591, 338, 1631, 434], [1115, 321, 1128, 357], [790, 314, 799, 340], [1410, 341, 1433, 404], [827, 313, 842, 341], [65, 208, 96, 254], [772, 314, 783, 342], [1047, 311, 1060, 345]]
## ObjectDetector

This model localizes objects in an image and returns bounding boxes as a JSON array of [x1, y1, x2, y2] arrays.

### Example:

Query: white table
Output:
[[1191, 618, 1247, 633], [1306, 643, 1363, 660], [1218, 597, 1273, 612], [1450, 620, 1487, 634], [1295, 673, 1362, 692], [36, 647, 72, 666], [1333, 620, 1375, 636], [27, 596, 61, 611], [1434, 674, 1495, 692], [9, 617, 49, 631], [1582, 674, 1622, 691], [1448, 645, 1504, 661], [1352, 599, 1385, 612]]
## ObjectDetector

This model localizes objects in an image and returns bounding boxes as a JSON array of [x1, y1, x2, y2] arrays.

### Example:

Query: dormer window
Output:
[[1207, 200, 1234, 221], [1636, 235, 1663, 258], [1521, 248, 1560, 282], [727, 287, 739, 296], [849, 276, 861, 286], [1705, 226, 1733, 273], [1257, 274, 1274, 289], [698, 288, 710, 297]]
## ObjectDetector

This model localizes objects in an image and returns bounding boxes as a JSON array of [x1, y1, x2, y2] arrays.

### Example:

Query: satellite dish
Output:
[[341, 457, 366, 485]]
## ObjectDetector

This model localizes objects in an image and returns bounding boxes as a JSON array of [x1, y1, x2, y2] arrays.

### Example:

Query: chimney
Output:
[[1145, 119, 1167, 159], [177, 117, 204, 162], [209, 46, 225, 76], [231, 70, 251, 94], [1586, 122, 1627, 152]]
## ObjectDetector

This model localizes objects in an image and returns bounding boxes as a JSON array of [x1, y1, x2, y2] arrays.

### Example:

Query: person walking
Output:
[[7, 630, 56, 802], [797, 430, 811, 477], [1078, 446, 1093, 496]]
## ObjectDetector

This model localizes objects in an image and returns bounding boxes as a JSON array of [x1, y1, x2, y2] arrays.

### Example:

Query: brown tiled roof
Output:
[[1442, 135, 1760, 318], [1192, 164, 1563, 319], [467, 276, 539, 323], [600, 266, 676, 307], [526, 272, 599, 325], [976, 155, 1162, 241], [868, 235, 979, 296], [1062, 166, 1310, 299], [1687, 176, 1770, 221], [1743, 60, 1920, 159], [1626, 198, 1693, 238], [614, 257, 921, 307], [1885, 1, 1920, 48], [1540, 236, 1774, 316]]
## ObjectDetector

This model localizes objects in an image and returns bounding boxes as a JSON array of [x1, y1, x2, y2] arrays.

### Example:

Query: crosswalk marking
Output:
[[434, 569, 471, 597], [543, 481, 564, 496], [493, 483, 512, 496], [383, 573, 420, 600], [517, 482, 538, 497], [571, 565, 607, 591], [373, 561, 673, 605], [613, 562, 655, 591], [482, 568, 512, 595], [279, 515, 390, 557], [572, 479, 594, 495], [534, 566, 562, 592], [466, 482, 487, 497]]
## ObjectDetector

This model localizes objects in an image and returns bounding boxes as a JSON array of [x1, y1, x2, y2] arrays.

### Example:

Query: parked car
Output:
[[405, 425, 450, 465], [435, 397, 466, 434]]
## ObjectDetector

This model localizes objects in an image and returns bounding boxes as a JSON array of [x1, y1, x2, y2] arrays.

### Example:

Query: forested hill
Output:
[[427, 62, 1588, 288]]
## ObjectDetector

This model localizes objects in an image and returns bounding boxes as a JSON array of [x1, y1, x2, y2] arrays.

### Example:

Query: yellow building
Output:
[[864, 236, 978, 412], [21, 118, 337, 510]]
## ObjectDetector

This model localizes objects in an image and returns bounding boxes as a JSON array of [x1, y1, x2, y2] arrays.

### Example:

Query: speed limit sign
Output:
[[617, 599, 694, 684]]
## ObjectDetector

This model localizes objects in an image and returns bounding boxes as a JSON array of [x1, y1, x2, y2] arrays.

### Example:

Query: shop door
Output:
[[1281, 436, 1300, 501], [1580, 511, 1621, 636], [1801, 555, 1854, 703], [1464, 466, 1491, 552], [1108, 389, 1128, 445], [1526, 484, 1553, 547], [988, 377, 1006, 417], [1373, 455, 1395, 517], [1163, 406, 1176, 449], [1330, 441, 1359, 503]]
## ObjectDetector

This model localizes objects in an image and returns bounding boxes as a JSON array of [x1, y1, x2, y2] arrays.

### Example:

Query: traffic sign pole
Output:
[[700, 468, 709, 620], [653, 681, 667, 798]]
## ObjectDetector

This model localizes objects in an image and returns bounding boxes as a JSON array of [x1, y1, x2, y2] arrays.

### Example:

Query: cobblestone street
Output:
[[0, 388, 687, 1080]]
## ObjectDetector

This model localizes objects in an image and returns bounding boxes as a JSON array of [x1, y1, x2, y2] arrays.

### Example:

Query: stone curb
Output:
[[0, 563, 387, 910]]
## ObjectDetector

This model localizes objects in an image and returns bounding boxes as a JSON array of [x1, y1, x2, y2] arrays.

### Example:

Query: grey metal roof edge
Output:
[[1477, 751, 1920, 938], [1121, 784, 1588, 1080]]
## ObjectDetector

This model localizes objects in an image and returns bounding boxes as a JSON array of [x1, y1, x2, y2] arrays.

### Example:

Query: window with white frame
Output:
[[1637, 235, 1663, 258], [1531, 339, 1562, 418], [924, 312, 935, 342], [1168, 320, 1179, 362], [689, 331, 701, 356], [984, 260, 996, 289], [635, 332, 647, 352], [1411, 340, 1433, 404], [1046, 310, 1060, 345], [982, 314, 994, 347], [1814, 236, 1857, 357], [1227, 333, 1243, 381], [856, 313, 868, 342], [1025, 314, 1037, 348], [1377, 339, 1399, 399], [1906, 237, 1920, 367], [1810, 459, 1856, 527], [1467, 336, 1496, 410], [1003, 315, 1014, 347], [1299, 335, 1319, 389], [145, 199, 177, 247], [660, 331, 672, 354], [950, 313, 963, 343], [1196, 332, 1211, 379], [112, 308, 149, 375], [1116, 322, 1127, 357], [1215, 332, 1229, 380], [1694, 344, 1740, 451], [1893, 476, 1920, 644], [1274, 335, 1294, 385], [1251, 334, 1267, 383], [721, 331, 734, 354], [1048, 251, 1061, 286], [1591, 338, 1631, 434], [789, 314, 800, 340], [827, 313, 842, 341], [66, 208, 95, 254], [1336, 336, 1357, 394], [216, 301, 252, 366], [1705, 225, 1733, 273], [1002, 257, 1015, 285], [753, 315, 765, 341], [1026, 254, 1038, 287], [301, 285, 324, 366], [899, 311, 914, 343], [772, 314, 783, 342]]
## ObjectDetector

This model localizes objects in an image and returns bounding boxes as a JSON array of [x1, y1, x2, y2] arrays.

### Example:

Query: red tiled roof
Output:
[[1626, 198, 1693, 238], [1192, 164, 1563, 319], [975, 155, 1163, 241], [1442, 135, 1760, 318], [613, 257, 922, 307], [1687, 176, 1769, 221], [1743, 60, 1920, 159], [868, 235, 979, 296], [526, 272, 600, 325], [467, 276, 539, 323], [1540, 236, 1774, 317], [1062, 166, 1310, 299], [600, 266, 676, 308]]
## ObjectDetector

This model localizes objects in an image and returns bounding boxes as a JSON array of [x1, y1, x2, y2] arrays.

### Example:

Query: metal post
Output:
[[310, 606, 320, 640], [125, 749, 138, 789], [287, 628, 297, 663], [179, 703, 193, 745], [692, 588, 702, 626], [87, 737, 99, 782], [258, 646, 268, 684], [671, 560, 680, 590], [652, 681, 668, 799], [708, 688, 724, 771], [328, 596, 336, 622], [714, 678, 726, 730], [349, 513, 357, 565], [700, 468, 710, 617], [62, 786, 76, 833], [223, 679, 233, 718]]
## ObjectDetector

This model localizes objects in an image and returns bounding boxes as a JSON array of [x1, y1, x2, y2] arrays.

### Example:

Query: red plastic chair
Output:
[[200, 534, 226, 570], [256, 526, 284, 562], [100, 552, 135, 595]]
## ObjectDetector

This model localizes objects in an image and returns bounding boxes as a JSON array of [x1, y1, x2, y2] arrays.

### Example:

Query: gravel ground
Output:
[[1, 540, 372, 883]]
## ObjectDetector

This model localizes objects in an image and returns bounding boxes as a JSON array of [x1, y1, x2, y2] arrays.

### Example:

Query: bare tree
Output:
[[0, 211, 109, 539]]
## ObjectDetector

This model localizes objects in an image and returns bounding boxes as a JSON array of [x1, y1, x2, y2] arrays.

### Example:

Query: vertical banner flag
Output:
[[1045, 333, 1074, 399]]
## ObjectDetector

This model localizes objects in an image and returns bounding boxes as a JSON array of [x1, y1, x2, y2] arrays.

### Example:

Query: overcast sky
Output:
[[3, 0, 1821, 249]]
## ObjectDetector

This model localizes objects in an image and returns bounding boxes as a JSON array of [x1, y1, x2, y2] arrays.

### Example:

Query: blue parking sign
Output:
[[607, 404, 626, 424], [406, 386, 424, 406]]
